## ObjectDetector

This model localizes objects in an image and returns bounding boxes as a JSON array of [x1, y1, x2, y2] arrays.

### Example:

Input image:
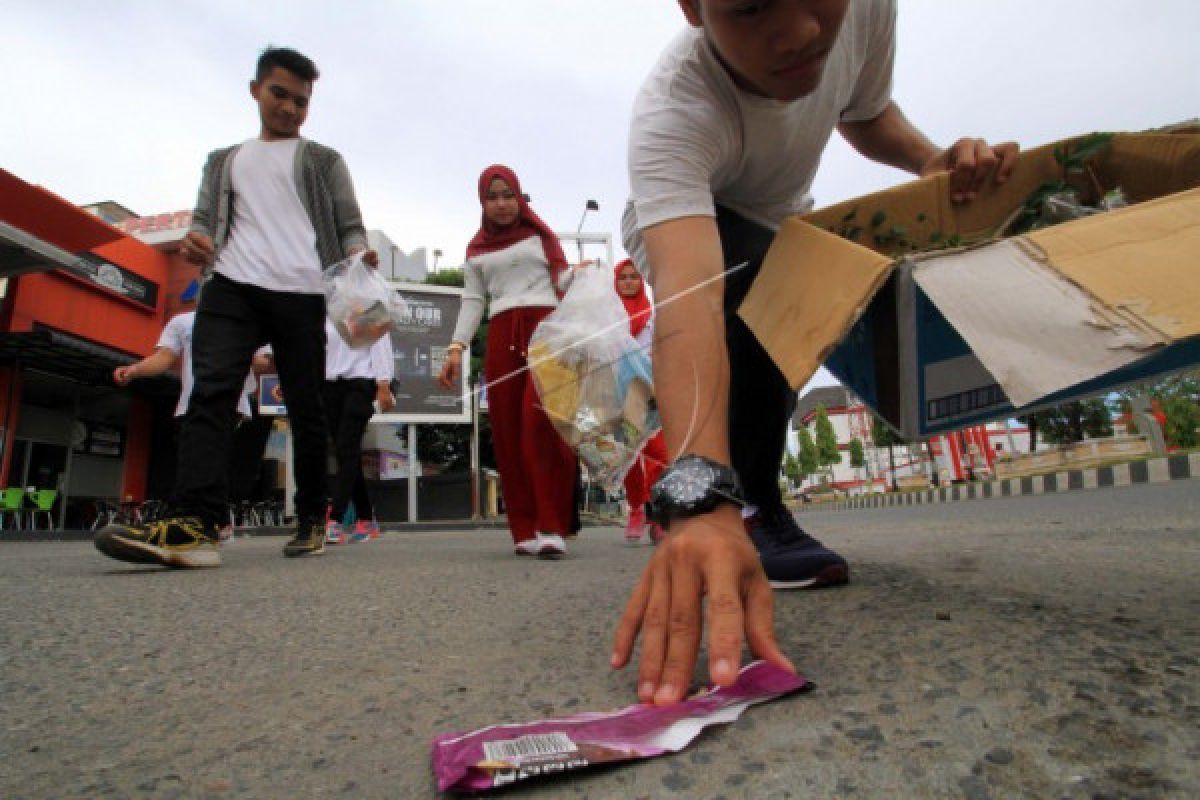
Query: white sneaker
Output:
[[536, 532, 566, 558], [514, 538, 540, 556], [217, 524, 234, 542]]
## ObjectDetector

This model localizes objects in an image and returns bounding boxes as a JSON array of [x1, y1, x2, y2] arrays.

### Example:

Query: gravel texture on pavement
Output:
[[1, 481, 1197, 799]]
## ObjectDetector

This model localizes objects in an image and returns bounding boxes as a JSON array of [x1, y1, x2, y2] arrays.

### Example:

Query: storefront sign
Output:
[[378, 284, 469, 424], [64, 252, 159, 309], [117, 210, 193, 236]]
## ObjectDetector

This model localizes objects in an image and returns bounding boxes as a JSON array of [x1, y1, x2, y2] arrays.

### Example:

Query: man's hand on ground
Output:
[[611, 504, 795, 706]]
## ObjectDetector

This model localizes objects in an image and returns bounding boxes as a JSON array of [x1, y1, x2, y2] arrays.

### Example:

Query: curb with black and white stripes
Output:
[[804, 452, 1200, 512]]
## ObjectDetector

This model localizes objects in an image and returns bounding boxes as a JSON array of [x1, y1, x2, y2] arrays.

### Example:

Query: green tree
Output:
[[782, 451, 803, 488], [1162, 395, 1200, 449], [797, 427, 818, 479], [871, 414, 904, 491], [848, 438, 865, 471], [1120, 371, 1200, 450], [1029, 399, 1113, 446], [813, 405, 840, 478]]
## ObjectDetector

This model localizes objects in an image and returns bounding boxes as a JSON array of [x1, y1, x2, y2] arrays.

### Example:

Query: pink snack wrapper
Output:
[[431, 661, 812, 793]]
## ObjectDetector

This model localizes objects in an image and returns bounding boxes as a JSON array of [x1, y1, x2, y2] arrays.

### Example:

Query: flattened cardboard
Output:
[[739, 130, 1200, 438]]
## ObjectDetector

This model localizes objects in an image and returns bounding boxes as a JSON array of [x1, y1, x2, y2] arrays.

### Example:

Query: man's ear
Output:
[[248, 80, 259, 101], [677, 0, 703, 27]]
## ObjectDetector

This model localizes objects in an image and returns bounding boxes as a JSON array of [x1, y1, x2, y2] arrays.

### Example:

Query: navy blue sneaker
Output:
[[745, 508, 849, 589]]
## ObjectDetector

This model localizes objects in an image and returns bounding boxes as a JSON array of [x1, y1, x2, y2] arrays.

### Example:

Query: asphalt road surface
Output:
[[1, 480, 1197, 799]]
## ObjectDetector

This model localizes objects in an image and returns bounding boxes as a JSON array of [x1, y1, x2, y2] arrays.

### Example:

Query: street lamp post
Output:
[[575, 199, 599, 262], [432, 248, 443, 272]]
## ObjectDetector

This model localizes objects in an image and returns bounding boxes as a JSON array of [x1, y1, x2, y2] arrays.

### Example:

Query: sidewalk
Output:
[[806, 451, 1200, 512]]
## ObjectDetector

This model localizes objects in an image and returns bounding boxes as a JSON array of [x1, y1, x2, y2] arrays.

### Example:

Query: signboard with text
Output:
[[375, 282, 470, 424], [64, 252, 159, 309]]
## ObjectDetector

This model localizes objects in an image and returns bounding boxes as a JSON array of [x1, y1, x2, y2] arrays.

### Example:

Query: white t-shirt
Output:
[[157, 311, 256, 418], [622, 0, 896, 274], [324, 317, 396, 382], [451, 236, 569, 345], [213, 138, 323, 294]]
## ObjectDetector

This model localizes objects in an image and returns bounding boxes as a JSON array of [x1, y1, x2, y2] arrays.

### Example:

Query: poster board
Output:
[[374, 281, 471, 425]]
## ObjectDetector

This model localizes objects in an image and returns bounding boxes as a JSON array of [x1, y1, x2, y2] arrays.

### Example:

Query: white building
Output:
[[789, 386, 1033, 495], [370, 230, 430, 282]]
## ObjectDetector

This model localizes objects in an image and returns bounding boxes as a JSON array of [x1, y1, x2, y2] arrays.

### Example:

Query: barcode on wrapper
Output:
[[483, 732, 577, 763]]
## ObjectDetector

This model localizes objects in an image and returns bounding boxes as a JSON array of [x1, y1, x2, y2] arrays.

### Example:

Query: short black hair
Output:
[[255, 46, 319, 84]]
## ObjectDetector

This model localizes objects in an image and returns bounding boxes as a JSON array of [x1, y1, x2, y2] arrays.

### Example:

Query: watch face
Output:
[[659, 459, 717, 507]]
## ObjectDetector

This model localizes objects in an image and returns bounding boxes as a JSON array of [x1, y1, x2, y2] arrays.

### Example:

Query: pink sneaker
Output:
[[325, 520, 347, 545], [349, 520, 372, 543], [624, 507, 646, 545]]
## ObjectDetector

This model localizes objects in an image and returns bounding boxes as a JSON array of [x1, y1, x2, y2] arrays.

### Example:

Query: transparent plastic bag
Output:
[[528, 265, 660, 491], [322, 253, 407, 348]]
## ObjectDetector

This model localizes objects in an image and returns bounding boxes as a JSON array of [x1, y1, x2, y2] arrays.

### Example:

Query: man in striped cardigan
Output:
[[96, 45, 375, 568]]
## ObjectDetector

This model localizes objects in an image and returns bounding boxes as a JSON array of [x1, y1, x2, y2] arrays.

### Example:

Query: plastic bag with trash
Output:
[[528, 265, 660, 491], [322, 253, 407, 348]]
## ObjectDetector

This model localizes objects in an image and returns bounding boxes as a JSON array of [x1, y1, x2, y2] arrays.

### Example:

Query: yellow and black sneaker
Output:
[[94, 516, 220, 569], [282, 517, 326, 558]]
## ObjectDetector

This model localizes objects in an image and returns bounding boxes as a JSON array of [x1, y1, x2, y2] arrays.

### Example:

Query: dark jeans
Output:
[[172, 273, 328, 526], [322, 377, 376, 522], [229, 400, 274, 505], [716, 205, 797, 515]]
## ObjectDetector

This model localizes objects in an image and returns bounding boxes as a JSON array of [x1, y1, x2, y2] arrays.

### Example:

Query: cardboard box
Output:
[[739, 130, 1200, 439]]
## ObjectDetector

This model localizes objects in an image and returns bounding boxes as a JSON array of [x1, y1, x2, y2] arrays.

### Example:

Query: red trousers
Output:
[[485, 308, 577, 543], [623, 431, 668, 510]]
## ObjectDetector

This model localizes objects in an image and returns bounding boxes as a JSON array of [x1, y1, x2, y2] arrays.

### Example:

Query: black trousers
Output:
[[322, 377, 376, 522], [172, 273, 328, 525], [716, 205, 797, 515], [229, 400, 274, 505]]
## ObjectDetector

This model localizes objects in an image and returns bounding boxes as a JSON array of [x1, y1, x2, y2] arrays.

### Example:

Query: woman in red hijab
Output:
[[614, 258, 668, 545], [439, 165, 578, 557]]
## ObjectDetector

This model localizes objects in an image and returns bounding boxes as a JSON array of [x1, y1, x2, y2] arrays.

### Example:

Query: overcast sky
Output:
[[3, 1, 1197, 389]]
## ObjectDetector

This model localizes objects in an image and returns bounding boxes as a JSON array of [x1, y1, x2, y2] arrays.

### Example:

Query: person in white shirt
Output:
[[95, 46, 375, 569], [113, 300, 269, 540], [612, 0, 1019, 707], [115, 310, 257, 420], [438, 165, 578, 559], [322, 318, 395, 545]]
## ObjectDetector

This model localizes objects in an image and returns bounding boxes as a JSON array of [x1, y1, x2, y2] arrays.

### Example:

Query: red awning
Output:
[[0, 169, 125, 277]]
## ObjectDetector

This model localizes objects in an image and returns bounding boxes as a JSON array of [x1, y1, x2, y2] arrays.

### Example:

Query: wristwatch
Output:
[[646, 455, 745, 528]]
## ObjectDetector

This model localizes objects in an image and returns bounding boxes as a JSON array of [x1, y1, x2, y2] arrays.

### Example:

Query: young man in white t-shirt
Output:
[[322, 319, 395, 545], [613, 0, 1019, 706], [96, 46, 376, 568], [113, 299, 268, 539]]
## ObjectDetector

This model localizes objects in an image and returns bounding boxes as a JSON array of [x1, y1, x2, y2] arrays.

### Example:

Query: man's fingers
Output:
[[612, 567, 653, 670], [966, 139, 997, 198], [654, 558, 702, 705], [636, 564, 671, 704], [948, 139, 977, 202], [703, 562, 746, 688], [744, 575, 795, 674], [993, 141, 1019, 183]]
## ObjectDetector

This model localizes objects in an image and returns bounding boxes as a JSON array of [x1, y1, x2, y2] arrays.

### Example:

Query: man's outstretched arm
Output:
[[611, 216, 794, 707]]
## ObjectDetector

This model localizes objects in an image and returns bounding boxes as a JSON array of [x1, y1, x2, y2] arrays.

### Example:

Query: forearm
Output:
[[644, 217, 730, 465], [132, 348, 179, 378], [837, 101, 939, 177]]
